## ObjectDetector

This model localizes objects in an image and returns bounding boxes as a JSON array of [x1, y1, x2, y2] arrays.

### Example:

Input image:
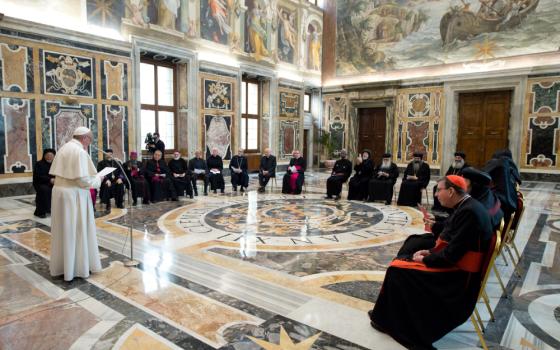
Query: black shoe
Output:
[[142, 200, 149, 205], [240, 187, 244, 193], [233, 187, 237, 191], [189, 195, 194, 199], [385, 201, 391, 205], [258, 187, 265, 193], [194, 192, 198, 196], [106, 206, 111, 212], [334, 195, 341, 200], [324, 195, 332, 199], [213, 189, 217, 194], [132, 200, 138, 206], [35, 213, 47, 219], [171, 198, 178, 201], [117, 204, 124, 209], [204, 192, 208, 196], [220, 189, 224, 194]]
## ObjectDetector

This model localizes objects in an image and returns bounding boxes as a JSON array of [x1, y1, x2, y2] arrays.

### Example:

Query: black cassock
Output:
[[32, 159, 54, 216], [97, 159, 125, 208], [347, 159, 374, 200], [326, 158, 352, 197], [124, 160, 150, 204], [188, 157, 208, 195], [397, 162, 430, 207], [207, 155, 225, 192], [368, 163, 399, 204], [282, 157, 306, 194], [145, 159, 177, 202], [229, 155, 249, 190], [168, 158, 193, 197], [370, 196, 492, 349], [259, 155, 277, 188], [432, 164, 469, 211], [482, 153, 522, 220]]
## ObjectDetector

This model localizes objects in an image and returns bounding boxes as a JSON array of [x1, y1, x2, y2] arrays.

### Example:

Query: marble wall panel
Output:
[[103, 105, 128, 162], [324, 96, 348, 157], [0, 98, 35, 174], [279, 91, 300, 118], [205, 114, 232, 160], [393, 87, 444, 165], [102, 60, 127, 101], [204, 79, 232, 111], [279, 120, 299, 159], [41, 50, 95, 98], [0, 44, 33, 93], [522, 77, 560, 170]]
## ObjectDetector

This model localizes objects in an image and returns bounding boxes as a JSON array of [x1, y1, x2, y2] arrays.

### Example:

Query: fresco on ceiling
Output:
[[336, 0, 559, 76]]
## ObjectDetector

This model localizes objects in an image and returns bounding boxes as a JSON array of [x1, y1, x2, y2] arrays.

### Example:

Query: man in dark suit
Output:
[[258, 148, 276, 193], [230, 148, 249, 192], [397, 152, 431, 207], [97, 149, 126, 210], [325, 149, 352, 200]]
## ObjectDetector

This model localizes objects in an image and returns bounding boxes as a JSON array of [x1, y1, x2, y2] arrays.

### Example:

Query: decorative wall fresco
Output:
[[279, 90, 300, 118], [42, 50, 94, 97], [522, 76, 560, 169], [204, 79, 232, 110], [334, 0, 560, 76], [0, 98, 35, 173], [205, 114, 232, 159], [277, 6, 297, 64], [393, 87, 444, 166], [306, 20, 321, 71], [201, 0, 232, 45], [0, 33, 132, 177], [0, 44, 33, 93], [244, 0, 272, 62], [279, 120, 299, 159]]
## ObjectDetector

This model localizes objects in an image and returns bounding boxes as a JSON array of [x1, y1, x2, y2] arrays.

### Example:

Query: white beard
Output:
[[380, 161, 391, 170], [453, 160, 464, 169], [413, 161, 421, 172]]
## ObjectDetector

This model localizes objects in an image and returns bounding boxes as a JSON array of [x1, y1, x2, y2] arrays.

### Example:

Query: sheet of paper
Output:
[[97, 167, 116, 178]]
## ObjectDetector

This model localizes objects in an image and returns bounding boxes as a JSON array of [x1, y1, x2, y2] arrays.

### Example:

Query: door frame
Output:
[[351, 99, 394, 159], [442, 76, 525, 175]]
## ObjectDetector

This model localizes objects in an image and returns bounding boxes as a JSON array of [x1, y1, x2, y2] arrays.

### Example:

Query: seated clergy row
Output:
[[32, 147, 280, 215], [325, 150, 434, 206]]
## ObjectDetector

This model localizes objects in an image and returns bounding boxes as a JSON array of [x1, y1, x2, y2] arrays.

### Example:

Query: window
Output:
[[304, 93, 311, 113], [241, 78, 260, 152], [140, 60, 176, 151]]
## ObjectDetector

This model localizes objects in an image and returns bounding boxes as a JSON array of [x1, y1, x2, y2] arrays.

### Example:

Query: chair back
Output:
[[478, 218, 504, 298], [505, 191, 525, 244]]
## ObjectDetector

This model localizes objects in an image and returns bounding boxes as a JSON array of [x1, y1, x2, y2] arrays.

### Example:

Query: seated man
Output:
[[462, 167, 504, 230], [124, 151, 150, 205], [188, 150, 208, 196], [168, 150, 193, 199], [397, 152, 430, 207], [483, 149, 522, 221], [368, 153, 399, 205], [258, 148, 276, 193], [369, 175, 492, 349], [325, 149, 352, 200], [33, 148, 56, 218], [348, 150, 374, 201], [282, 150, 306, 194], [144, 150, 177, 202], [207, 148, 225, 194], [97, 149, 125, 210], [432, 151, 469, 211], [230, 148, 249, 192]]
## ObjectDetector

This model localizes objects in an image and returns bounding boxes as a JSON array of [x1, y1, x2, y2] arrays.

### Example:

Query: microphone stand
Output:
[[95, 147, 139, 267]]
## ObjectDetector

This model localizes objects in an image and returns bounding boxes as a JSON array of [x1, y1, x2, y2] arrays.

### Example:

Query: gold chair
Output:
[[502, 192, 525, 277], [470, 220, 503, 349]]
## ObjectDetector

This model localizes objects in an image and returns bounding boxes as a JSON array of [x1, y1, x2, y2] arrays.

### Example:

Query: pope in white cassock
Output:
[[49, 126, 104, 281]]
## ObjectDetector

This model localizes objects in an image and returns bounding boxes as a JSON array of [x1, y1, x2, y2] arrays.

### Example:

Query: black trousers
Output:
[[34, 184, 53, 216], [208, 173, 225, 191], [150, 177, 177, 202], [231, 171, 249, 189], [172, 176, 193, 197], [191, 174, 208, 194], [100, 180, 125, 207], [259, 173, 274, 188], [130, 177, 150, 204], [326, 175, 346, 197]]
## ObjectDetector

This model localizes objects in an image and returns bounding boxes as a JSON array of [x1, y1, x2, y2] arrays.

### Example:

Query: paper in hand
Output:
[[97, 167, 116, 178]]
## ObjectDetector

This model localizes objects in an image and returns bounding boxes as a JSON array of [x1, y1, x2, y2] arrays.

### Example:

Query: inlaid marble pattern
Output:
[[0, 175, 559, 349]]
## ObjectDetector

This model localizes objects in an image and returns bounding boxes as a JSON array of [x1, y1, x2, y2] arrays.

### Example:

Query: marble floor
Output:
[[0, 171, 559, 350]]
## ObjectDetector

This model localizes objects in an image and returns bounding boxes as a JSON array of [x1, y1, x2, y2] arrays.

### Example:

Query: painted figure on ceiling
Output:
[[247, 3, 270, 61], [157, 0, 180, 29]]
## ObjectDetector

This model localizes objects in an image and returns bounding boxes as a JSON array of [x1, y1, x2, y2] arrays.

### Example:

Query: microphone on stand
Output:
[[92, 145, 139, 267]]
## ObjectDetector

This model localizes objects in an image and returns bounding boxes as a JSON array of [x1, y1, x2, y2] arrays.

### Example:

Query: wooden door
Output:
[[457, 91, 511, 168], [358, 107, 386, 164]]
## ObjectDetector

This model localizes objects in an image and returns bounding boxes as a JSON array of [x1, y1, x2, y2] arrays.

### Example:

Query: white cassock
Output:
[[49, 139, 102, 281]]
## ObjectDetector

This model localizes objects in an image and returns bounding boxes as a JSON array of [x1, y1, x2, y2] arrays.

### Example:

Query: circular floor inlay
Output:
[[204, 199, 384, 236]]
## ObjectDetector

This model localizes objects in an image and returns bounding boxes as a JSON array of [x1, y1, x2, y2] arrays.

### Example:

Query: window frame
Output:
[[140, 58, 178, 155], [241, 77, 261, 153], [304, 92, 312, 113]]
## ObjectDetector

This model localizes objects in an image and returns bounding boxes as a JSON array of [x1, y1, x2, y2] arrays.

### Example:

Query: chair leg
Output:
[[504, 245, 520, 277], [473, 307, 485, 332], [481, 290, 495, 322], [492, 264, 508, 297], [511, 241, 522, 261], [471, 315, 489, 350], [500, 250, 509, 266]]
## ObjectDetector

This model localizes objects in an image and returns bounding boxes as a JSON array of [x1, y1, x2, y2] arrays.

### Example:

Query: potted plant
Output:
[[317, 130, 337, 168]]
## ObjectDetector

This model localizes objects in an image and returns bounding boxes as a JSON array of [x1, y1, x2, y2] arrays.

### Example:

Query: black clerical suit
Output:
[[368, 163, 399, 204], [97, 158, 125, 209], [229, 155, 249, 191], [145, 158, 177, 202], [326, 158, 352, 198], [397, 161, 431, 207], [347, 159, 374, 201], [258, 155, 277, 190], [282, 157, 306, 194], [124, 159, 150, 205], [169, 157, 193, 198], [188, 157, 208, 195], [370, 196, 492, 349], [207, 155, 225, 193], [33, 156, 55, 217]]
